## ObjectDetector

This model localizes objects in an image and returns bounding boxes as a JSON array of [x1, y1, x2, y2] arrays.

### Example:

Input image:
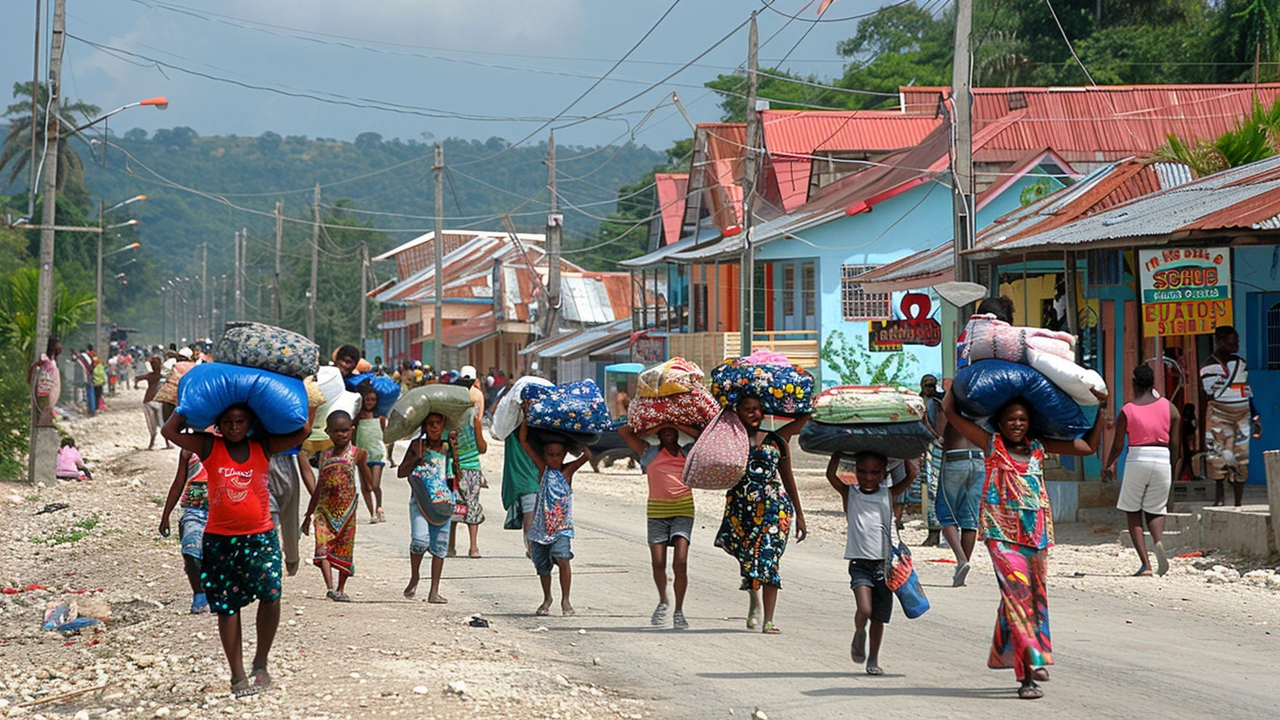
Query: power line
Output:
[[758, 0, 920, 23]]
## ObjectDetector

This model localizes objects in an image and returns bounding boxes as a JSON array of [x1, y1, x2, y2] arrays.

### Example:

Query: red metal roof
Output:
[[760, 110, 942, 155], [653, 173, 688, 246], [903, 84, 1280, 163]]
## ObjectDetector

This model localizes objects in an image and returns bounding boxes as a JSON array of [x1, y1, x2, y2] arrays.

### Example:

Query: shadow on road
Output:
[[803, 685, 1013, 699]]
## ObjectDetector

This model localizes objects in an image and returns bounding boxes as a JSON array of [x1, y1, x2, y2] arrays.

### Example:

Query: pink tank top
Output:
[[1123, 397, 1171, 447]]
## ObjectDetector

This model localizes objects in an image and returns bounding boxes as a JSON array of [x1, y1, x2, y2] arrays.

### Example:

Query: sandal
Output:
[[1134, 567, 1153, 577], [1031, 668, 1050, 682], [865, 663, 884, 676], [761, 621, 781, 634], [376, 507, 386, 524], [1018, 682, 1044, 700]]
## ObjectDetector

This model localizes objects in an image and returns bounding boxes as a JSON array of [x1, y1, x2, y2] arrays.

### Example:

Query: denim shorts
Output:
[[848, 559, 893, 624], [179, 508, 208, 559], [530, 535, 573, 576], [647, 516, 694, 546], [519, 492, 538, 515], [937, 452, 984, 531], [409, 501, 451, 559]]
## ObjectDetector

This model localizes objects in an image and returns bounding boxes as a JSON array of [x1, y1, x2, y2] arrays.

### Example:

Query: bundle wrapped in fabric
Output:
[[490, 376, 553, 440], [637, 357, 705, 398], [303, 377, 326, 409], [681, 409, 749, 490], [1026, 348, 1107, 406], [214, 321, 320, 379], [524, 379, 614, 438], [952, 359, 1091, 440], [628, 385, 720, 435], [963, 315, 1075, 365], [709, 356, 814, 416], [798, 420, 935, 459], [345, 372, 401, 417], [176, 362, 310, 435], [384, 385, 475, 444], [812, 386, 926, 425]]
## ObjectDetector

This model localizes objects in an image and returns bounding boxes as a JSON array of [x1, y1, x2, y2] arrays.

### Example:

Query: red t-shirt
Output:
[[203, 437, 274, 536]]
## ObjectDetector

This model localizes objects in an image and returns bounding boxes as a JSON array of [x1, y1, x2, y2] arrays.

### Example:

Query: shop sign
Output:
[[1138, 247, 1233, 336], [868, 292, 942, 351]]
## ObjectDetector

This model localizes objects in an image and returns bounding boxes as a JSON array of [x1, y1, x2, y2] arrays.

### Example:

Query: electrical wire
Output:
[[758, 0, 920, 23], [1043, 0, 1096, 86]]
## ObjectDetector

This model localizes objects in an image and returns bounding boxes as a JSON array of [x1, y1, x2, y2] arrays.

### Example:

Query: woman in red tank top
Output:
[[1104, 366, 1181, 577], [162, 402, 313, 697]]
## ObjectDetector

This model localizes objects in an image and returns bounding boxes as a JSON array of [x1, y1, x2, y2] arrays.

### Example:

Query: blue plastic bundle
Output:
[[952, 359, 1090, 440], [345, 372, 402, 417], [524, 379, 613, 438], [176, 363, 310, 435]]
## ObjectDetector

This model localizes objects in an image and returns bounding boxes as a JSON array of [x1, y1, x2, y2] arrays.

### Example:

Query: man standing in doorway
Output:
[[1199, 325, 1262, 507]]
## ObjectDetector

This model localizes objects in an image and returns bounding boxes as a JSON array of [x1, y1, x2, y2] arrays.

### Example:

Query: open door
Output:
[[1246, 292, 1280, 485]]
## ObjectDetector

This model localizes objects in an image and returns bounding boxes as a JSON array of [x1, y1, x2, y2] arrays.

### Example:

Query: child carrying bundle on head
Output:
[[518, 419, 591, 617], [302, 410, 370, 601], [161, 403, 314, 697]]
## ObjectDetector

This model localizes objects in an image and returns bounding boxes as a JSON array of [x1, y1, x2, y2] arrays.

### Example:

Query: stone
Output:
[[447, 680, 468, 697], [412, 686, 429, 695]]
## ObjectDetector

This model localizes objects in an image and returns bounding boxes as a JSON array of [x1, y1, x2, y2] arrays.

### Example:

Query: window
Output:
[[802, 263, 816, 318], [842, 264, 890, 320], [783, 265, 796, 309]]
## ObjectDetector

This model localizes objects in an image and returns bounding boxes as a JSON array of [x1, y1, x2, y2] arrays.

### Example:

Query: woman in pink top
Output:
[[1105, 366, 1181, 576]]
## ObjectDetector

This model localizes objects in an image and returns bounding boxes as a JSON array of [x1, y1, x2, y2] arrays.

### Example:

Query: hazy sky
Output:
[[2, 0, 887, 152]]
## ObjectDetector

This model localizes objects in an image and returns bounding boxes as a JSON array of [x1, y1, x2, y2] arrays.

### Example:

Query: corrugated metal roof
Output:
[[760, 110, 942, 155], [653, 173, 689, 247], [521, 319, 633, 360], [969, 154, 1280, 258], [560, 276, 618, 324], [441, 314, 497, 349]]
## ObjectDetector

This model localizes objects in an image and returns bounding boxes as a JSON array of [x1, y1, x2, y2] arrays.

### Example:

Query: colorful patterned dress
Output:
[[314, 444, 360, 576], [715, 431, 793, 590], [980, 434, 1053, 681], [528, 468, 573, 545]]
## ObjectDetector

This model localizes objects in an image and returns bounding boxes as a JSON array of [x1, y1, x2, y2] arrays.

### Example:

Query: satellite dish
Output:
[[932, 281, 989, 308]]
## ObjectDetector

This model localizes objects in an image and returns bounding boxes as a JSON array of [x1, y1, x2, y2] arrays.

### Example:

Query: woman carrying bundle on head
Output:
[[941, 385, 1108, 701]]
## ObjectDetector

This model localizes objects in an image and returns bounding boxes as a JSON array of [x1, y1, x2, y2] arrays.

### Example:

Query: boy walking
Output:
[[518, 421, 591, 617], [827, 450, 910, 676]]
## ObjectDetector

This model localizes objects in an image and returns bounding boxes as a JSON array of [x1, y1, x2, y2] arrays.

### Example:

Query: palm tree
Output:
[[1, 81, 100, 203], [1153, 97, 1280, 176], [0, 267, 95, 357]]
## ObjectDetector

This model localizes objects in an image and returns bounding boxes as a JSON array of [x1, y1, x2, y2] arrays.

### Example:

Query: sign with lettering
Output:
[[1138, 247, 1233, 336], [868, 292, 942, 351]]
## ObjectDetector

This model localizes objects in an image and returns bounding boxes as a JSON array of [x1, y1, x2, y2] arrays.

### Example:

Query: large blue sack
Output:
[[952, 360, 1090, 440], [176, 363, 310, 435], [523, 379, 613, 436], [345, 372, 401, 418]]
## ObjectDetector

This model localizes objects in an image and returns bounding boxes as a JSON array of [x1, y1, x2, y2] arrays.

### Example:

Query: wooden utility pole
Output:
[[739, 11, 760, 354], [360, 241, 369, 356], [432, 143, 444, 371], [28, 0, 66, 484], [950, 0, 975, 284], [308, 183, 320, 340], [233, 230, 242, 323], [273, 199, 283, 323], [545, 131, 562, 341], [239, 227, 247, 321]]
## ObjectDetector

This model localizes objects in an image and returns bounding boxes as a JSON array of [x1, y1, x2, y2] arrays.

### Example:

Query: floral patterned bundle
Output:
[[710, 357, 814, 416], [524, 379, 614, 436], [681, 409, 749, 490], [637, 357, 705, 398], [812, 385, 926, 425], [628, 385, 720, 435], [215, 321, 320, 380]]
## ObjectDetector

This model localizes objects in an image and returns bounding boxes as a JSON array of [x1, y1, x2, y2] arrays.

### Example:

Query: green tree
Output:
[[1154, 97, 1280, 175], [0, 81, 100, 208], [1210, 0, 1280, 82], [0, 267, 95, 357], [706, 68, 862, 122]]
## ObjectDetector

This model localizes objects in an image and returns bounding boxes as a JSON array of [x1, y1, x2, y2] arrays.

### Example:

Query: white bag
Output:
[[314, 366, 346, 405], [316, 390, 362, 429], [1026, 348, 1106, 406], [491, 376, 553, 440]]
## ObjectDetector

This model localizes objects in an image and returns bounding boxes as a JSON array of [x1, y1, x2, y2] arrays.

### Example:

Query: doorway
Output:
[[1245, 292, 1280, 485]]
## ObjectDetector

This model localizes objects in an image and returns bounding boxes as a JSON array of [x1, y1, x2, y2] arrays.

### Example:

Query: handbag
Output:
[[408, 440, 456, 526], [681, 409, 749, 490], [888, 540, 930, 619]]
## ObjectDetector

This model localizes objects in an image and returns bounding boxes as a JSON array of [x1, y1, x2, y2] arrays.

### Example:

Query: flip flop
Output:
[[1018, 682, 1044, 700], [1133, 568, 1153, 577], [865, 664, 884, 676], [1031, 668, 1050, 682], [761, 621, 780, 634], [535, 605, 551, 616]]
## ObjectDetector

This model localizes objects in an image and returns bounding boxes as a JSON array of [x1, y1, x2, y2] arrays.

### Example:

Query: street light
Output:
[[96, 195, 145, 355], [29, 78, 167, 483]]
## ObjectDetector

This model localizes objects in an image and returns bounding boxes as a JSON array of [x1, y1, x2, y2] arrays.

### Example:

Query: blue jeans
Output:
[[409, 502, 451, 559], [937, 453, 984, 531]]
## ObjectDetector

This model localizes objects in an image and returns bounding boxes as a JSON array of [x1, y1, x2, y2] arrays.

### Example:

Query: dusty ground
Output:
[[3, 386, 1279, 719], [0, 387, 647, 720]]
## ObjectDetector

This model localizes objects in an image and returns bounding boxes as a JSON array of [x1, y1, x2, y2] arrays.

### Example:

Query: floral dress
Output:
[[715, 431, 793, 589], [314, 445, 360, 576]]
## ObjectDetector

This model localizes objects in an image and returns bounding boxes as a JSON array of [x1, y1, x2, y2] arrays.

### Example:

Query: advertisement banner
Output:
[[867, 292, 942, 351], [1138, 247, 1233, 336]]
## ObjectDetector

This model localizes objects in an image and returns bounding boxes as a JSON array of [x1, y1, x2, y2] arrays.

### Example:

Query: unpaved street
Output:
[[3, 389, 1279, 719]]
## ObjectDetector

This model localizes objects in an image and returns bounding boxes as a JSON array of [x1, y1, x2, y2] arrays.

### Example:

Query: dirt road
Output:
[[3, 389, 1279, 719]]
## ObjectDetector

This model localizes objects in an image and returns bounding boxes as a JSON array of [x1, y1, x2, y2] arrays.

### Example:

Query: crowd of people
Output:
[[28, 300, 1262, 703]]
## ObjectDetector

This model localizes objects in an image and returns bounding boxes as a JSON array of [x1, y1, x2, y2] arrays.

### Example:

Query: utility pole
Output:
[[738, 11, 760, 355], [273, 199, 283, 323], [95, 200, 104, 355], [28, 0, 65, 484], [232, 230, 242, 323], [308, 184, 320, 340], [27, 0, 41, 220], [237, 227, 247, 321], [201, 241, 208, 337], [950, 0, 975, 284], [432, 142, 444, 371], [545, 131, 562, 341], [360, 241, 369, 357]]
